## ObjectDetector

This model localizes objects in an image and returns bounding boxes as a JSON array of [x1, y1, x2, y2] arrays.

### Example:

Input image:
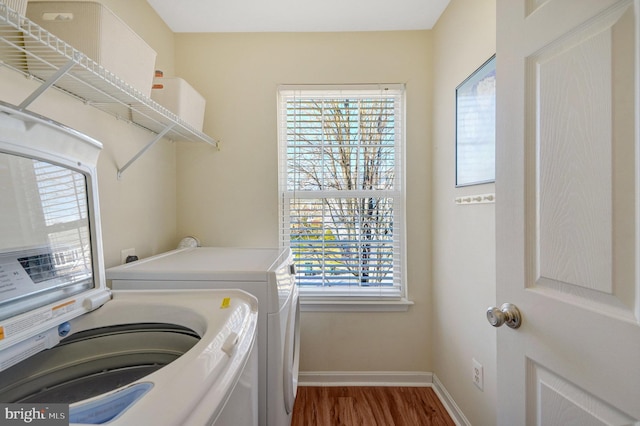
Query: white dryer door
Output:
[[283, 287, 300, 414]]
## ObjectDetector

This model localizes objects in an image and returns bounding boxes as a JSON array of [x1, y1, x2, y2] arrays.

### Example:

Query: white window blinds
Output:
[[31, 159, 92, 284], [278, 85, 405, 298]]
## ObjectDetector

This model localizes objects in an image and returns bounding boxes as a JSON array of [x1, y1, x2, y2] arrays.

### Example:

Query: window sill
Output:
[[300, 297, 414, 312]]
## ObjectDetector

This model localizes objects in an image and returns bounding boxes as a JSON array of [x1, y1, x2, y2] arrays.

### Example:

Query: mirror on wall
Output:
[[455, 54, 496, 187]]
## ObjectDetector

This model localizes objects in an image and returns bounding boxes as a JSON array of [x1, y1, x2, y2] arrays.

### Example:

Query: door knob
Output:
[[487, 303, 522, 329]]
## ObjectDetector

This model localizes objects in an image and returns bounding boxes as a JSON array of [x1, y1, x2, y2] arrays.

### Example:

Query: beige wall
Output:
[[1, 2, 502, 419], [173, 31, 434, 372], [431, 0, 497, 424], [0, 0, 179, 268]]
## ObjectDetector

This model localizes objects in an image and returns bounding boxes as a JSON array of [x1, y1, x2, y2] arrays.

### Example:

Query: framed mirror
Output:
[[455, 55, 496, 187]]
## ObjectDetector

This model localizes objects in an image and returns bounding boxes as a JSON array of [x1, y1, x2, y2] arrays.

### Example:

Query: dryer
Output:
[[0, 102, 259, 425], [106, 246, 301, 426]]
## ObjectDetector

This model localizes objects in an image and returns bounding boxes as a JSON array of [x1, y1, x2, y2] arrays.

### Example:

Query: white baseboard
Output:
[[298, 370, 432, 387], [297, 371, 469, 426], [432, 374, 472, 426]]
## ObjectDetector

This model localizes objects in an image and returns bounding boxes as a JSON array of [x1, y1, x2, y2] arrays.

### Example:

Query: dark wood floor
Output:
[[291, 386, 456, 426]]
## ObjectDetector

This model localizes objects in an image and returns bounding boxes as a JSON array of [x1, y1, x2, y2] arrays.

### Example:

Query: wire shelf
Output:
[[0, 3, 217, 150]]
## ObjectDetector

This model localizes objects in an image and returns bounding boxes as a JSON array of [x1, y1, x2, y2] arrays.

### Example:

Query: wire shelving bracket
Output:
[[0, 3, 219, 178]]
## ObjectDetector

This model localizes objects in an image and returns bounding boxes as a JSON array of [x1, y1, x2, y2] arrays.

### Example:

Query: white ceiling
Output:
[[145, 0, 451, 33]]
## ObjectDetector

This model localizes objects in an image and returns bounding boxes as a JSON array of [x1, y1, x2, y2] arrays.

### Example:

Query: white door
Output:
[[495, 0, 640, 424]]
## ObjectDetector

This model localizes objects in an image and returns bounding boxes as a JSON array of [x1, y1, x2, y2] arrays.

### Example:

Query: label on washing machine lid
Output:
[[0, 300, 77, 342], [0, 249, 81, 304]]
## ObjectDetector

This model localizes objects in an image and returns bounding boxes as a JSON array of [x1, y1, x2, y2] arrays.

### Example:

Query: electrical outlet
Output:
[[472, 358, 483, 391], [121, 248, 136, 264]]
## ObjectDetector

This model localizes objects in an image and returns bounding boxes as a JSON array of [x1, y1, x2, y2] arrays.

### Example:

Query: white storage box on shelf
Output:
[[152, 76, 206, 132], [1, 0, 26, 15], [26, 1, 157, 97]]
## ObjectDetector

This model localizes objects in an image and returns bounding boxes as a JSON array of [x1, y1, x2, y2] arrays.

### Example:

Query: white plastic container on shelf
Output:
[[26, 1, 157, 97], [152, 76, 206, 132], [1, 0, 27, 15]]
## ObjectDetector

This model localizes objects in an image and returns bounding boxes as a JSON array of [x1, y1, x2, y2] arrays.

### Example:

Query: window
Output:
[[278, 85, 406, 303]]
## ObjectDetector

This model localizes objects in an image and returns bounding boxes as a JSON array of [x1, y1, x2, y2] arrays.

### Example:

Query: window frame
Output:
[[277, 84, 411, 311]]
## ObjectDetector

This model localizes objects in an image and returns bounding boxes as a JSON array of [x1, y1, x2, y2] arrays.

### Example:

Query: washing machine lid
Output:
[[106, 246, 290, 282], [0, 102, 110, 371]]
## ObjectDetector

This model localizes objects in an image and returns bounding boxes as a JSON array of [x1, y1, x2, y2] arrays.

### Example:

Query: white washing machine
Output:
[[0, 102, 259, 425], [106, 246, 301, 426]]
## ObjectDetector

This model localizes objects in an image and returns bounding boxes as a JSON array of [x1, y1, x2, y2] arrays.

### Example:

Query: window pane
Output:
[[279, 85, 405, 298], [290, 197, 395, 288], [287, 98, 397, 192]]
